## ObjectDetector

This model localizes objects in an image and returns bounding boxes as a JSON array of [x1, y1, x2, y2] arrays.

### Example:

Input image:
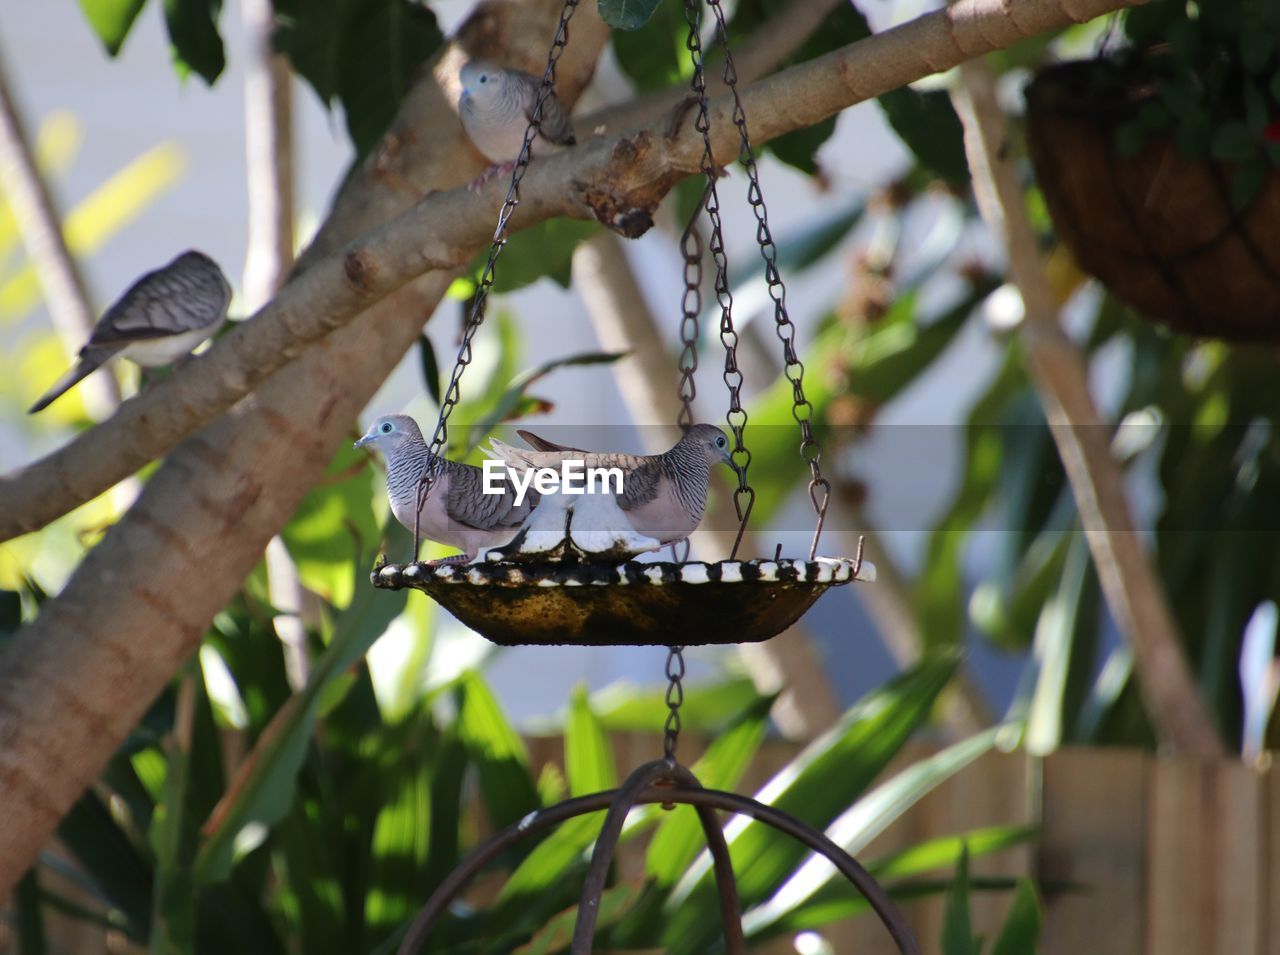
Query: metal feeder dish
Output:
[[371, 556, 874, 647]]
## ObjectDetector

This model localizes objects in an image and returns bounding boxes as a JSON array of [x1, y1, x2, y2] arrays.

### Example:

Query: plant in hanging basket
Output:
[[1024, 0, 1280, 342]]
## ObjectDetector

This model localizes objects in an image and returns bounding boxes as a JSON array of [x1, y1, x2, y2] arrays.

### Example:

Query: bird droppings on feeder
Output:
[[371, 555, 873, 647]]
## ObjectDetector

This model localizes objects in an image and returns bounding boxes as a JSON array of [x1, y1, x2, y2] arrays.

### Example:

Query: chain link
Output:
[[705, 0, 830, 561], [683, 0, 755, 562], [675, 189, 706, 433], [412, 0, 581, 556], [662, 645, 686, 761]]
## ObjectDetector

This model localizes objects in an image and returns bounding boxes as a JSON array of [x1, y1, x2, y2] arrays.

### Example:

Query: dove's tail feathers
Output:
[[28, 357, 104, 414], [487, 437, 533, 466], [516, 429, 585, 453]]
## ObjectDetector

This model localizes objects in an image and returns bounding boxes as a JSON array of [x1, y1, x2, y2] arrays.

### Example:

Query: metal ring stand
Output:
[[396, 759, 922, 955]]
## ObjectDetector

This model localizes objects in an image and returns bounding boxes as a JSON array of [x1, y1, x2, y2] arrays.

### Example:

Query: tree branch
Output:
[[0, 0, 1143, 543], [950, 60, 1222, 757], [0, 51, 121, 416]]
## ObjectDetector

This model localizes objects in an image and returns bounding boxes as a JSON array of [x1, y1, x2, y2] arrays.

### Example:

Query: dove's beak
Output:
[[354, 432, 373, 449]]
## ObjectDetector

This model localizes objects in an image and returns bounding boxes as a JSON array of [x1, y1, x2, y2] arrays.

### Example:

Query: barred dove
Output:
[[355, 414, 537, 564], [489, 423, 734, 549], [29, 250, 232, 414], [458, 59, 576, 190]]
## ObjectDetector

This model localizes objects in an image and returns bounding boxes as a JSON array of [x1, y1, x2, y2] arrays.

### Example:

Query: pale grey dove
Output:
[[458, 59, 575, 190], [355, 414, 537, 564], [29, 250, 232, 414], [490, 423, 734, 547]]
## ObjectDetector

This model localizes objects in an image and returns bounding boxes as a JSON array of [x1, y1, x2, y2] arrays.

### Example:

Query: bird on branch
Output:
[[458, 59, 576, 192], [29, 250, 232, 414]]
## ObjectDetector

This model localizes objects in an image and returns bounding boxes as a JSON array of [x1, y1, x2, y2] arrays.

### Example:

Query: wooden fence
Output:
[[6, 739, 1279, 954]]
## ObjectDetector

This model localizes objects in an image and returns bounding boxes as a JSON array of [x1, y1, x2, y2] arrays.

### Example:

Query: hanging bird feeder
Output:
[[372, 555, 866, 647], [370, 0, 872, 649], [381, 3, 916, 953]]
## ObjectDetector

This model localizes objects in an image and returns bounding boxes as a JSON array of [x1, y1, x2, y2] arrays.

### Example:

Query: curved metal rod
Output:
[[677, 788, 922, 955], [397, 784, 919, 955], [569, 761, 745, 955], [571, 760, 675, 953], [690, 796, 747, 955]]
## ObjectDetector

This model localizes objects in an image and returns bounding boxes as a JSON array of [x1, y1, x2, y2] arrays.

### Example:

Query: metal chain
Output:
[[411, 0, 580, 556], [662, 645, 686, 761], [683, 0, 755, 562], [706, 0, 830, 561], [675, 190, 706, 433]]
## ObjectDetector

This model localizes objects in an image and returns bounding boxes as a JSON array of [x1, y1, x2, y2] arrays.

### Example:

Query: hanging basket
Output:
[[1025, 58, 1280, 343], [371, 555, 874, 646]]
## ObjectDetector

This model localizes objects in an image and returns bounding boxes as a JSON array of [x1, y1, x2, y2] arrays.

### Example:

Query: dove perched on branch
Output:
[[489, 423, 734, 550], [29, 250, 232, 414], [355, 414, 537, 564], [458, 59, 576, 190]]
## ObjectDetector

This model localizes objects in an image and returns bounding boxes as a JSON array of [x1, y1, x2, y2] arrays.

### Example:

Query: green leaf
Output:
[[14, 868, 47, 955], [149, 667, 204, 955], [514, 884, 645, 953], [497, 687, 616, 907], [1229, 157, 1269, 212], [77, 0, 149, 55], [768, 117, 837, 175], [57, 790, 154, 932], [192, 526, 411, 883], [741, 727, 1005, 941], [598, 0, 664, 30], [612, 0, 687, 92], [917, 344, 1027, 648], [1013, 535, 1097, 753], [162, 0, 225, 84], [990, 878, 1042, 955], [662, 655, 960, 953], [454, 670, 542, 829], [1210, 121, 1258, 163], [1239, 27, 1275, 75], [878, 88, 969, 184], [416, 726, 466, 894], [418, 334, 442, 408], [274, 0, 443, 155], [488, 219, 601, 293], [941, 845, 975, 955], [566, 684, 618, 795], [1114, 120, 1146, 157], [364, 748, 432, 939], [281, 440, 380, 608], [1244, 80, 1270, 136], [870, 825, 1038, 880]]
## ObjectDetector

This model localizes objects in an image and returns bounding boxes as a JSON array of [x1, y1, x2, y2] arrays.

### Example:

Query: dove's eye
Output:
[[479, 75, 488, 84], [380, 422, 394, 434], [715, 435, 727, 448]]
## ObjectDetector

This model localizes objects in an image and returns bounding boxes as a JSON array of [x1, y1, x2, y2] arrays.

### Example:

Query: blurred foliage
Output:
[[941, 847, 1041, 955], [76, 0, 443, 156], [1115, 0, 1280, 207], [273, 0, 443, 156]]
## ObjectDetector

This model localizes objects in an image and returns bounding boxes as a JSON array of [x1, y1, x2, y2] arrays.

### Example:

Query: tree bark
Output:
[[0, 0, 1141, 893]]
